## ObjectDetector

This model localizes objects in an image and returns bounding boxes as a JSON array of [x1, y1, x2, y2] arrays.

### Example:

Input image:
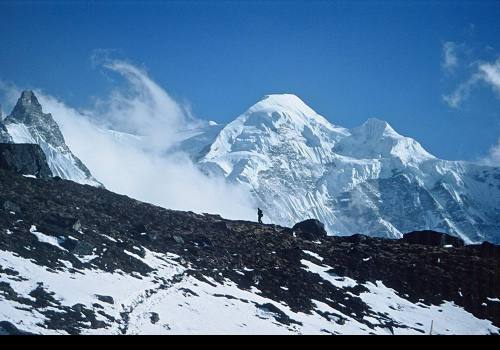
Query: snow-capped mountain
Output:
[[178, 94, 500, 244], [2, 91, 497, 244], [0, 91, 101, 187]]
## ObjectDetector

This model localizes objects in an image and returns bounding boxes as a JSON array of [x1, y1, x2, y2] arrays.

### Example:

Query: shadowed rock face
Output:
[[0, 169, 498, 334], [0, 143, 52, 178]]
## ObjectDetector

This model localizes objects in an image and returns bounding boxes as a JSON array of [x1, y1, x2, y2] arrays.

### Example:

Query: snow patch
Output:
[[29, 225, 67, 251]]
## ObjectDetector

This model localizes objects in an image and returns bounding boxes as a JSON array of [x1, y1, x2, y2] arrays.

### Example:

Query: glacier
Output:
[[176, 94, 500, 244]]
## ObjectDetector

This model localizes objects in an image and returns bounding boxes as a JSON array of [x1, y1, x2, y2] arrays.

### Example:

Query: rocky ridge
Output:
[[0, 167, 498, 334]]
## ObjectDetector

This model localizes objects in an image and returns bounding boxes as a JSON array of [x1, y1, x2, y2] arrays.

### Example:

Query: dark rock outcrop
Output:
[[0, 143, 52, 178], [402, 230, 465, 247], [150, 312, 160, 324], [292, 219, 328, 241], [38, 213, 81, 236], [95, 295, 114, 305]]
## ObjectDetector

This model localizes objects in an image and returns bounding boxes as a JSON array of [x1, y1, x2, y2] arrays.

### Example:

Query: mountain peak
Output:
[[3, 90, 102, 186], [20, 89, 36, 99], [10, 90, 44, 122], [338, 117, 435, 163], [260, 93, 305, 104], [358, 118, 398, 137], [250, 94, 317, 117], [18, 90, 41, 108], [237, 93, 345, 134]]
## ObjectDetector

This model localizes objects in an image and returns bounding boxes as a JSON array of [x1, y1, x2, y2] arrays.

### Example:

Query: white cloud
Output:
[[442, 73, 481, 108], [480, 138, 500, 166], [92, 60, 202, 151], [478, 59, 500, 96], [443, 58, 500, 108], [0, 81, 23, 110], [442, 41, 459, 71], [0, 60, 256, 221]]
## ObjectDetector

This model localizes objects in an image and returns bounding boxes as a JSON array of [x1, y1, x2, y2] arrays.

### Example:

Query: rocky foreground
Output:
[[0, 146, 499, 334]]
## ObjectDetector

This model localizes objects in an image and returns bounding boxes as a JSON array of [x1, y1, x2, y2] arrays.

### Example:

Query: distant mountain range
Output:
[[1, 91, 499, 243], [0, 91, 499, 334], [177, 94, 500, 244]]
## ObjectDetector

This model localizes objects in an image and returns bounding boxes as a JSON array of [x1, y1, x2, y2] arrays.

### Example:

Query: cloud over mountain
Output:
[[1, 60, 255, 221]]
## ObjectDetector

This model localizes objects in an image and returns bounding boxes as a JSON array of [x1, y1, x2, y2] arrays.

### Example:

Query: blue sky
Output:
[[1, 0, 499, 161]]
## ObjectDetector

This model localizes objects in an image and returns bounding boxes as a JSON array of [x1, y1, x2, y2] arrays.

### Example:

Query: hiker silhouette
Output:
[[257, 208, 263, 224]]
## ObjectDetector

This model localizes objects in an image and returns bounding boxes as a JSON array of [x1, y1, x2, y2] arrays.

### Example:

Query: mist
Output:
[[1, 60, 255, 221]]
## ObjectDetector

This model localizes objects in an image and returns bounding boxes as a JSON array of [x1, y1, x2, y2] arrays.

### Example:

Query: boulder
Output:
[[71, 241, 95, 256], [0, 143, 52, 178], [2, 200, 21, 213], [402, 230, 464, 247], [150, 312, 160, 324], [38, 213, 82, 236], [95, 294, 114, 304], [292, 219, 328, 241]]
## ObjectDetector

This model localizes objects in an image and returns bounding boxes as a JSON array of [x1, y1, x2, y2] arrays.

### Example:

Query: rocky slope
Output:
[[0, 165, 498, 334], [177, 94, 500, 244], [1, 91, 101, 187]]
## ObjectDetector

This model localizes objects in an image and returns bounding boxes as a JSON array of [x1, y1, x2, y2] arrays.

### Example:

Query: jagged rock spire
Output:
[[3, 90, 102, 187], [5, 90, 68, 149], [9, 90, 45, 123]]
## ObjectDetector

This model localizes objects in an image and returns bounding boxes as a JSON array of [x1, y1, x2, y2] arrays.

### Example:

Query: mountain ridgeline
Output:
[[1, 91, 499, 244], [177, 94, 500, 244], [0, 91, 499, 334], [0, 164, 498, 334]]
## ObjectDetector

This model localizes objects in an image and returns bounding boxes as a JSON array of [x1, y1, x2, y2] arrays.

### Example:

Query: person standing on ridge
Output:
[[257, 208, 263, 224]]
